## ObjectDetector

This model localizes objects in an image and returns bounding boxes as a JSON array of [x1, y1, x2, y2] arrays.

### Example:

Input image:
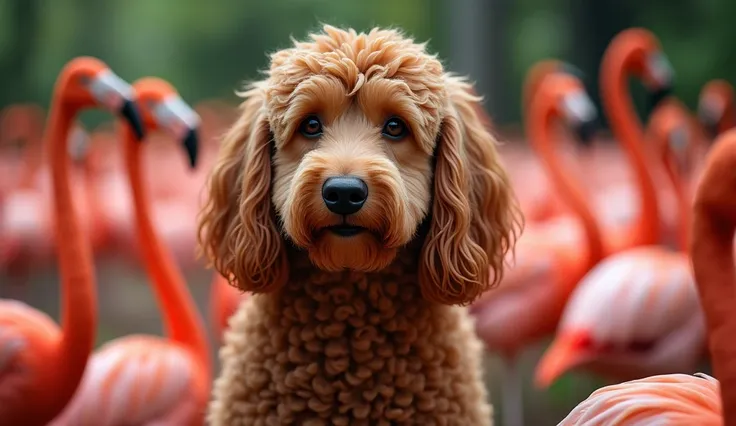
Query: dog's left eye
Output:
[[299, 116, 323, 138], [382, 117, 409, 140]]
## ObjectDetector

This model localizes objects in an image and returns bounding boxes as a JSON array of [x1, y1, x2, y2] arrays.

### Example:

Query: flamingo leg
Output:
[[499, 357, 523, 426]]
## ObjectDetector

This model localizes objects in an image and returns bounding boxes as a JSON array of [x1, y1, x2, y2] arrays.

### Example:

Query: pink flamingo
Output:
[[553, 126, 736, 426], [470, 32, 677, 422], [0, 56, 144, 425], [534, 99, 706, 389], [472, 70, 606, 426], [51, 77, 210, 426]]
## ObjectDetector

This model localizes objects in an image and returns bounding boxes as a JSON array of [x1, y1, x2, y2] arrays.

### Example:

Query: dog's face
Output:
[[271, 67, 443, 272], [198, 26, 522, 305]]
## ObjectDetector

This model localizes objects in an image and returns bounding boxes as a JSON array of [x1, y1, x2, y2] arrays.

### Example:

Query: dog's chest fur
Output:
[[211, 252, 493, 426]]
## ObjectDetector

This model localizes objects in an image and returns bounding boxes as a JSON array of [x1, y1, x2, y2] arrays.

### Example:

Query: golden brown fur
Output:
[[198, 25, 522, 425]]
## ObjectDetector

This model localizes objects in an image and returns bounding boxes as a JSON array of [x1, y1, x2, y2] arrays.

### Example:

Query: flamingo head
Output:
[[548, 73, 599, 147], [617, 28, 676, 115], [698, 79, 734, 140], [57, 56, 145, 140], [522, 60, 587, 116], [132, 77, 201, 169]]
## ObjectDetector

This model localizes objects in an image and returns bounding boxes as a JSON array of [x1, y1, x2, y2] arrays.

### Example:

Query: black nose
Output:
[[322, 176, 368, 215]]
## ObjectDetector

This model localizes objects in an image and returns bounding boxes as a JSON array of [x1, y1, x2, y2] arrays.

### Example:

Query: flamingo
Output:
[[470, 71, 604, 426], [508, 59, 585, 224], [534, 99, 706, 389], [585, 28, 685, 246], [553, 126, 736, 426], [471, 39, 685, 420], [0, 57, 144, 425], [50, 77, 211, 426]]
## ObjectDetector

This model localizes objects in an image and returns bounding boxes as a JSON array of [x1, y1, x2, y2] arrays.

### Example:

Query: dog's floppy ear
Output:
[[419, 77, 523, 306], [197, 87, 288, 293]]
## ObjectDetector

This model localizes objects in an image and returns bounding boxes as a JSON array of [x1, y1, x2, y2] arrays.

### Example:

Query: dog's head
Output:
[[198, 26, 522, 305]]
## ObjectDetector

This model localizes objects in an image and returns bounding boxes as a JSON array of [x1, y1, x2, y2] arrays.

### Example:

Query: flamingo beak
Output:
[[561, 89, 599, 148], [182, 127, 199, 169], [88, 69, 145, 140], [645, 52, 675, 115], [153, 95, 201, 169], [698, 96, 724, 140], [535, 330, 593, 389]]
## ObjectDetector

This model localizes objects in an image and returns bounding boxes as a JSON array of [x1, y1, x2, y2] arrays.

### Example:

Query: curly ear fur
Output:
[[197, 87, 288, 293], [419, 77, 523, 306]]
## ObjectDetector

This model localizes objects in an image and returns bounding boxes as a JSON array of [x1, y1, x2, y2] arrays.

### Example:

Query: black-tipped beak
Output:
[[120, 100, 145, 141], [700, 117, 719, 140], [574, 117, 598, 148], [646, 85, 673, 117], [182, 127, 199, 169]]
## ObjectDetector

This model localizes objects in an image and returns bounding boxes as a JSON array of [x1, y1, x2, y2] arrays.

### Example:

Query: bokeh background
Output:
[[0, 0, 728, 424]]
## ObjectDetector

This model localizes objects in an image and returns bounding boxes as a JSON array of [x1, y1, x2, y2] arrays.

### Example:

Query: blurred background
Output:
[[0, 0, 728, 424]]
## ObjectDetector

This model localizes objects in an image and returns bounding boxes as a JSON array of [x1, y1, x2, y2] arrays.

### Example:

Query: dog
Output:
[[198, 25, 522, 425]]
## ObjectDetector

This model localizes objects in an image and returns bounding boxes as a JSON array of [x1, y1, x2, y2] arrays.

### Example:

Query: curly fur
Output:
[[198, 25, 522, 425]]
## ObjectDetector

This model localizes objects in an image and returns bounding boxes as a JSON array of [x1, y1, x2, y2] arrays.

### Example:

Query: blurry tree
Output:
[[0, 0, 735, 127], [0, 0, 41, 105]]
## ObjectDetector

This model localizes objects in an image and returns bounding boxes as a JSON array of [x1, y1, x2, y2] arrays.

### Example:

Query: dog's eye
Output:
[[382, 117, 408, 140], [299, 116, 323, 138]]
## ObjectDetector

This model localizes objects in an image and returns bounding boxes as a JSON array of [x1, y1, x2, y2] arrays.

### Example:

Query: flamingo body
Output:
[[0, 300, 64, 423], [558, 373, 721, 425], [50, 335, 208, 426], [535, 246, 705, 387]]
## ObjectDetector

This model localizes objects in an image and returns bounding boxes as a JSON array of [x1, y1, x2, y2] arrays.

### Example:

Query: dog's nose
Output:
[[322, 176, 368, 215]]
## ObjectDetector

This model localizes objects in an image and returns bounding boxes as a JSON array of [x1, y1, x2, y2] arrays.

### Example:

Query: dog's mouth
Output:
[[326, 224, 366, 237]]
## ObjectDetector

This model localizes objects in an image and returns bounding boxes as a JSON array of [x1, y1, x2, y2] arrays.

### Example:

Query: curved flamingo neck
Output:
[[46, 91, 97, 395], [660, 146, 690, 251], [690, 144, 736, 425], [122, 126, 211, 374], [527, 96, 605, 268], [600, 46, 660, 247]]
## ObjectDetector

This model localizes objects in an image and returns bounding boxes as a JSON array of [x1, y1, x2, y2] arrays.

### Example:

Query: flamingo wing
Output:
[[50, 335, 208, 426], [0, 300, 60, 416], [0, 321, 29, 404], [558, 373, 721, 426]]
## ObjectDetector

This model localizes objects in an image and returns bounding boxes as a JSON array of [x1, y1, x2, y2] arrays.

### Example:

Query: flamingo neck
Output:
[[527, 99, 605, 268], [668, 161, 691, 252], [46, 96, 98, 395], [600, 49, 660, 247], [122, 126, 211, 374], [691, 199, 736, 425]]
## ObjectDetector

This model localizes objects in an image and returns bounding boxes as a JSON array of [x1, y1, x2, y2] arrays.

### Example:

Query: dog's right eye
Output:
[[299, 116, 323, 139]]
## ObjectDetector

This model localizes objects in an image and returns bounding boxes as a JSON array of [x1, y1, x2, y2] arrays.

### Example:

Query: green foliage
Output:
[[1, 0, 735, 126]]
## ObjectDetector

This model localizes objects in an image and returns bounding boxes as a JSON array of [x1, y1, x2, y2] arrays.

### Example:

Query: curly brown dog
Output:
[[198, 25, 522, 425]]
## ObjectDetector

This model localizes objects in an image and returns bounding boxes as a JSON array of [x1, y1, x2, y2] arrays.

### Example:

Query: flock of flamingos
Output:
[[1, 25, 736, 425]]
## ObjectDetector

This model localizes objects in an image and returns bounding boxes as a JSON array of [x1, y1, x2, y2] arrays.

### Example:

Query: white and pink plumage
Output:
[[50, 336, 207, 426], [558, 373, 721, 425], [534, 246, 706, 387]]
